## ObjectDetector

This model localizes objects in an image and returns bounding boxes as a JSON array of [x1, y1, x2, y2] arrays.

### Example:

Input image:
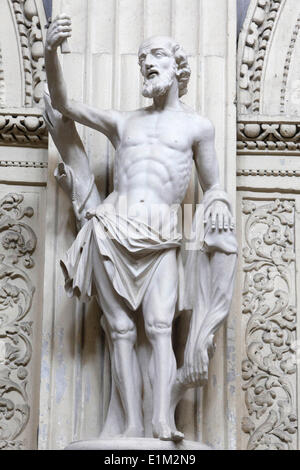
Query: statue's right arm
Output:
[[45, 14, 121, 147]]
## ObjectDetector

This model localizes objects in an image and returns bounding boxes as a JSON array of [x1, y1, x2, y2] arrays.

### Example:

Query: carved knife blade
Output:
[[42, 0, 70, 54], [42, 0, 52, 23]]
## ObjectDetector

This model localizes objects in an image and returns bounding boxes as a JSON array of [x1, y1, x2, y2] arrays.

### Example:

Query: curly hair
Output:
[[138, 37, 191, 98], [171, 43, 191, 98]]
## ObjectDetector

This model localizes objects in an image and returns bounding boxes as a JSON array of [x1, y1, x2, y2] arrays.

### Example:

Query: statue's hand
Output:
[[204, 200, 235, 231], [45, 14, 72, 52]]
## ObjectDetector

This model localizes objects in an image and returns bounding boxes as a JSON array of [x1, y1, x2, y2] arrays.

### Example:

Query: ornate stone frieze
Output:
[[0, 43, 5, 108], [237, 169, 300, 177], [237, 121, 300, 155], [238, 0, 285, 114], [241, 199, 298, 450], [10, 0, 45, 107], [0, 2, 48, 148], [0, 112, 47, 148], [280, 13, 300, 114], [0, 160, 47, 168], [0, 193, 36, 450]]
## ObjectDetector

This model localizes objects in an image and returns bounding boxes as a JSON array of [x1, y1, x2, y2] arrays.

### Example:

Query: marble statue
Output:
[[44, 14, 237, 446]]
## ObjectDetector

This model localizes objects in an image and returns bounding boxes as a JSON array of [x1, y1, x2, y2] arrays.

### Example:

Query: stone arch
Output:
[[0, 0, 46, 109], [238, 0, 300, 116]]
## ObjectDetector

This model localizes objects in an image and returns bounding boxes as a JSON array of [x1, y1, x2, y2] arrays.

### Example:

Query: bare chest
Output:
[[120, 113, 195, 152]]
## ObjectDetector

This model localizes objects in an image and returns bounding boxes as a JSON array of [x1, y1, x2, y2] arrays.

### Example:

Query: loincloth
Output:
[[60, 207, 182, 311], [60, 190, 238, 312]]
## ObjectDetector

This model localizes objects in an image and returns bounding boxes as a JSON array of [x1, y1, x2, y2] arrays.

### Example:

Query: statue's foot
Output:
[[153, 422, 184, 442], [171, 428, 184, 442]]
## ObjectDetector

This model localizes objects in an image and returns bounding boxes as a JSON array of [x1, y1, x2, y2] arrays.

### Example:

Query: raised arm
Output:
[[44, 14, 121, 147], [193, 118, 234, 231]]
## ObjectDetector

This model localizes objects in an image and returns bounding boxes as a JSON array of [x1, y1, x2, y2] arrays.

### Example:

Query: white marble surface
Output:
[[65, 438, 212, 451], [39, 0, 238, 450]]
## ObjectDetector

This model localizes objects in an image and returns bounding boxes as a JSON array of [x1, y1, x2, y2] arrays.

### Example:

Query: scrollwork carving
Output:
[[0, 112, 47, 148], [241, 199, 298, 450], [0, 193, 36, 450]]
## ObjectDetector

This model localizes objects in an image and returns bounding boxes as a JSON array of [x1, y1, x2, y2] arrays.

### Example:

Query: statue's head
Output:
[[138, 36, 191, 99]]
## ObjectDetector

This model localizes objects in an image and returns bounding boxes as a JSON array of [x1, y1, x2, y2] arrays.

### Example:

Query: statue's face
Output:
[[138, 37, 177, 98]]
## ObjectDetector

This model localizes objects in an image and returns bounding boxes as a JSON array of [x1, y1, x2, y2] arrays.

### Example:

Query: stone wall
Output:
[[236, 0, 300, 450], [0, 0, 47, 450]]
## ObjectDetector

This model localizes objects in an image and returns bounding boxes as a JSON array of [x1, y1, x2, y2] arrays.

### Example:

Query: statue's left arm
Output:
[[175, 117, 238, 391], [193, 117, 235, 231]]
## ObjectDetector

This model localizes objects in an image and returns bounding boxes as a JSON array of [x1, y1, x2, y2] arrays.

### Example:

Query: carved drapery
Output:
[[0, 193, 37, 450], [241, 199, 297, 450]]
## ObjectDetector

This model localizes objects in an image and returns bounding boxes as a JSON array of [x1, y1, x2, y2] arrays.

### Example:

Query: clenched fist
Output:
[[45, 14, 72, 52]]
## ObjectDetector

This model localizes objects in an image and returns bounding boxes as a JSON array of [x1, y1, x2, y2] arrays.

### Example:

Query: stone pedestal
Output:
[[65, 438, 212, 451]]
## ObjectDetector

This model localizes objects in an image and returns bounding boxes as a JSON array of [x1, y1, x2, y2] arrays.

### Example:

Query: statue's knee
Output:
[[145, 318, 172, 340], [108, 318, 137, 342]]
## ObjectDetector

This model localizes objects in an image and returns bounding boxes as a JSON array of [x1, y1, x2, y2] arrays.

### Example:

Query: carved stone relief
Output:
[[237, 120, 300, 155], [0, 1, 48, 149], [241, 199, 297, 450], [0, 193, 37, 450], [238, 0, 284, 114], [10, 0, 45, 107], [280, 13, 300, 114], [0, 111, 47, 148], [237, 169, 300, 177], [0, 43, 5, 108]]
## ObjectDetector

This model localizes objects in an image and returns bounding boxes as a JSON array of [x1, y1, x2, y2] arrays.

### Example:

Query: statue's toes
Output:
[[153, 422, 172, 441], [171, 429, 184, 442]]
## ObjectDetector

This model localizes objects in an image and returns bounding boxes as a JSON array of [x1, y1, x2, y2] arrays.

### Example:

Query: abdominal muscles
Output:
[[114, 147, 193, 208]]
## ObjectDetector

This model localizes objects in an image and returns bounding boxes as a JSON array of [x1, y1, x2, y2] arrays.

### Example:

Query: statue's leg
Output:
[[142, 249, 183, 442], [92, 244, 143, 437]]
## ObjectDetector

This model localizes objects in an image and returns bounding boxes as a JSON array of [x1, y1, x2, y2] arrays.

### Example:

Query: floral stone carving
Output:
[[0, 193, 36, 450], [241, 199, 298, 450]]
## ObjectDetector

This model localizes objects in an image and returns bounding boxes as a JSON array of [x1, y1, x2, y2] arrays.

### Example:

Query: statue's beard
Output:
[[142, 68, 176, 99]]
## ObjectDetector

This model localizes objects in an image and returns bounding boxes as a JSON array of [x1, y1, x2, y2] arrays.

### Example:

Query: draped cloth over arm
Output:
[[177, 188, 238, 387]]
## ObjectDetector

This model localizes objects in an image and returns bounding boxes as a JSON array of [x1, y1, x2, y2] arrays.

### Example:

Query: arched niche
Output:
[[0, 0, 46, 109], [238, 0, 300, 117], [0, 0, 23, 107]]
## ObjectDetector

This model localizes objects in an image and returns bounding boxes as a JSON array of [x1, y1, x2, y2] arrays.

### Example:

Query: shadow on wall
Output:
[[237, 0, 251, 37]]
